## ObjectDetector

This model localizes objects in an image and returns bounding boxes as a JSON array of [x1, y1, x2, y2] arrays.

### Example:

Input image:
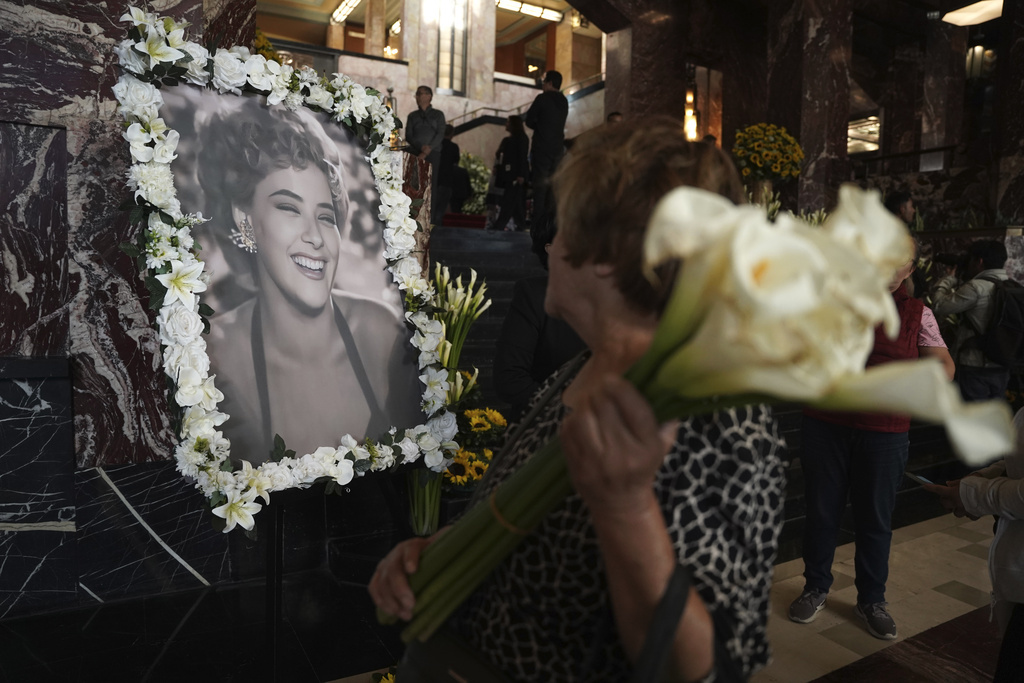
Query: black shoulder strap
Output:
[[629, 565, 746, 683]]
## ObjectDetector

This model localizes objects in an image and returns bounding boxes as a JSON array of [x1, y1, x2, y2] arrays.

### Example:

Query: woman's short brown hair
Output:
[[551, 116, 745, 314]]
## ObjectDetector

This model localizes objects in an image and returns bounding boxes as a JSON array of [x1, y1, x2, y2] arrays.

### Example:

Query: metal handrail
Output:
[[448, 71, 606, 127]]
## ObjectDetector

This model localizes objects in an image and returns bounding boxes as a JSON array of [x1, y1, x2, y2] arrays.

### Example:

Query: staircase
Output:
[[428, 225, 547, 416]]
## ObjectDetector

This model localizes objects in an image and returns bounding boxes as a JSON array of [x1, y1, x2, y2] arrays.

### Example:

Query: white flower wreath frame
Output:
[[113, 6, 460, 533]]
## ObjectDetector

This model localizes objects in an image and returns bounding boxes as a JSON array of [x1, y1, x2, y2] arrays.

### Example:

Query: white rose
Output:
[[164, 340, 210, 381], [175, 367, 205, 406], [228, 45, 252, 60], [391, 256, 422, 283], [384, 231, 417, 260], [374, 444, 396, 469], [211, 48, 247, 95], [427, 411, 459, 442], [181, 43, 210, 86], [157, 302, 204, 346], [305, 84, 335, 111], [114, 38, 149, 75], [244, 54, 274, 91], [397, 437, 421, 464], [113, 75, 163, 121]]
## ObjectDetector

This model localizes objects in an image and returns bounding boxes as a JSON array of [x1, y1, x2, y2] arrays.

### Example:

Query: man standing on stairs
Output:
[[525, 70, 568, 254], [406, 85, 446, 226]]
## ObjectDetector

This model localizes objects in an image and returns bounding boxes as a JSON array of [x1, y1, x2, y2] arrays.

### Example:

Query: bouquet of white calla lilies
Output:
[[642, 184, 1012, 464], [384, 182, 1014, 644]]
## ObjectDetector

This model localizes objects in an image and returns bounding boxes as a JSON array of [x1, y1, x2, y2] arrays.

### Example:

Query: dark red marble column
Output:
[[766, 0, 805, 210], [765, 0, 852, 211], [0, 0, 254, 467], [996, 0, 1024, 219], [879, 45, 923, 175], [922, 20, 968, 155]]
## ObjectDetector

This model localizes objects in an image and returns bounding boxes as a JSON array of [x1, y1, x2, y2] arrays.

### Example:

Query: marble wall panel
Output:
[[467, 0, 496, 103], [0, 530, 76, 619], [74, 464, 230, 602], [996, 0, 1024, 220], [797, 0, 852, 212], [0, 359, 76, 619], [922, 22, 967, 152], [0, 123, 69, 357], [0, 371, 74, 525]]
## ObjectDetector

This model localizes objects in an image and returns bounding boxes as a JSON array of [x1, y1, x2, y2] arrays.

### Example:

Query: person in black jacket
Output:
[[491, 115, 530, 232], [525, 70, 567, 246]]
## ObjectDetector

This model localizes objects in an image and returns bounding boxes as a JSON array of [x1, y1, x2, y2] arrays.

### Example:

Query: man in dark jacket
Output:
[[524, 70, 567, 250], [405, 85, 446, 225]]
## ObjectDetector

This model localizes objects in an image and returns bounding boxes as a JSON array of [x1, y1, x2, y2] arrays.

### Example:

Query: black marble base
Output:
[[0, 568, 403, 683]]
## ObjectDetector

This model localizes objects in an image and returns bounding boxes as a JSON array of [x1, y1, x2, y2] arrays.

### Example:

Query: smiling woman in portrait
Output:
[[195, 102, 422, 463]]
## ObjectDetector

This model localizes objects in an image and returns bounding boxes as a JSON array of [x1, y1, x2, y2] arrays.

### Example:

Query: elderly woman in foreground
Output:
[[371, 118, 787, 681]]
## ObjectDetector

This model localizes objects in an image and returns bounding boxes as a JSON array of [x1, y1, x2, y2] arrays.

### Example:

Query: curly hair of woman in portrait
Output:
[[197, 102, 422, 464]]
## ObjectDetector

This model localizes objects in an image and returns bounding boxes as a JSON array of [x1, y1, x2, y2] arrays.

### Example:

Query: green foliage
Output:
[[459, 152, 489, 215]]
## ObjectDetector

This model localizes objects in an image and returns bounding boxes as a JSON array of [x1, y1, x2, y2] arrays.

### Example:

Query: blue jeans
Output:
[[956, 365, 1010, 402], [800, 416, 909, 605]]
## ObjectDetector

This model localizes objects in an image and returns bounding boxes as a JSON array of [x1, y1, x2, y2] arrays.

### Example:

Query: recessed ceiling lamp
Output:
[[942, 0, 1002, 26], [332, 0, 362, 25], [495, 0, 562, 23]]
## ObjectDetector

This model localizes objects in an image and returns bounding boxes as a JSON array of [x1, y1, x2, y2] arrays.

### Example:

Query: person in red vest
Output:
[[788, 248, 955, 640]]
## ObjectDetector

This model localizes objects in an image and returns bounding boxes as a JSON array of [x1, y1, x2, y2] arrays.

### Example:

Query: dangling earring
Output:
[[231, 217, 257, 254]]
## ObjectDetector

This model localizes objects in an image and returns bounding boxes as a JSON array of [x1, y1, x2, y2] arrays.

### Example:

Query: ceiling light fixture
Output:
[[942, 0, 1002, 26], [331, 0, 362, 25], [390, 19, 401, 34], [495, 0, 562, 22]]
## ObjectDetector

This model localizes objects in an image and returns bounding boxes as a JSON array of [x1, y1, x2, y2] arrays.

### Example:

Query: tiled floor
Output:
[[753, 514, 1001, 683]]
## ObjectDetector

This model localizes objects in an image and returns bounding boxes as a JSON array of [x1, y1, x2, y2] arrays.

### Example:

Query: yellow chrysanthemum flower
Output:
[[484, 408, 506, 428], [482, 448, 494, 461], [742, 167, 751, 177]]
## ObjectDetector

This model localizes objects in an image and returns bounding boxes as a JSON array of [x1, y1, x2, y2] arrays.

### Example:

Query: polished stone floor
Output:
[[754, 514, 1002, 683], [0, 514, 1004, 682]]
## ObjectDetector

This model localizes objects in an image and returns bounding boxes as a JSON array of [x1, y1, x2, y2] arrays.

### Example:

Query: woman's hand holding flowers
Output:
[[561, 375, 678, 516]]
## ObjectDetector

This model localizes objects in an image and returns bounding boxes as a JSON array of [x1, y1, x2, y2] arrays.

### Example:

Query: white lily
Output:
[[211, 487, 262, 533], [638, 183, 1013, 465], [135, 26, 185, 69], [155, 259, 207, 309]]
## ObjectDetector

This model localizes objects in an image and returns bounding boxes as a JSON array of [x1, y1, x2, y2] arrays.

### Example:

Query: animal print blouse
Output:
[[450, 360, 787, 681]]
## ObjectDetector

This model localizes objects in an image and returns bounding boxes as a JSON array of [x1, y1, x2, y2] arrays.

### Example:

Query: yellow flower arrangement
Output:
[[444, 447, 490, 487], [732, 123, 804, 183], [252, 28, 282, 63], [443, 407, 505, 487]]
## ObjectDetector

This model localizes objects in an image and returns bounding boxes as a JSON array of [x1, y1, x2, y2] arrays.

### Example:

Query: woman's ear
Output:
[[230, 205, 248, 229]]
